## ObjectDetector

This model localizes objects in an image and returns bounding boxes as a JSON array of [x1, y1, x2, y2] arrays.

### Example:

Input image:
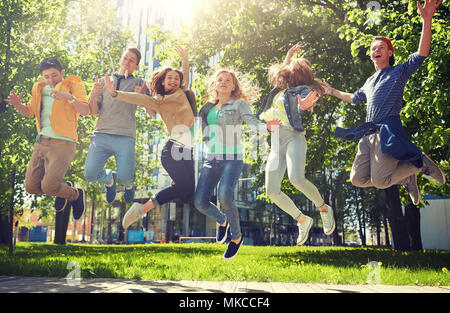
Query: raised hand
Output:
[[174, 45, 188, 61], [418, 0, 442, 21], [267, 118, 282, 132], [287, 43, 302, 57], [104, 73, 117, 97], [91, 77, 103, 97], [284, 43, 302, 64], [5, 90, 23, 107], [298, 91, 319, 112], [5, 90, 31, 116], [134, 81, 147, 94]]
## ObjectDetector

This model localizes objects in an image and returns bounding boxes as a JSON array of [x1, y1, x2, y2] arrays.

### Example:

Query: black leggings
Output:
[[155, 140, 195, 206]]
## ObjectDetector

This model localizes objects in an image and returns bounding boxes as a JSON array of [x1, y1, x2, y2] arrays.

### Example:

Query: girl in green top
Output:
[[195, 69, 277, 260]]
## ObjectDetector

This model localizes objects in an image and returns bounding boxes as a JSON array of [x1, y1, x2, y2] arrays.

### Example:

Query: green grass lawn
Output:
[[1, 242, 449, 286]]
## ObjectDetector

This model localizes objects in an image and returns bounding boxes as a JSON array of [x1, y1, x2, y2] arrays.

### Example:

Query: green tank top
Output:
[[206, 106, 241, 155]]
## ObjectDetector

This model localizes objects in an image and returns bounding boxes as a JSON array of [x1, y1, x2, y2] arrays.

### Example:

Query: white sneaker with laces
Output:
[[297, 216, 313, 246], [401, 174, 420, 206], [122, 202, 144, 229], [320, 205, 336, 236]]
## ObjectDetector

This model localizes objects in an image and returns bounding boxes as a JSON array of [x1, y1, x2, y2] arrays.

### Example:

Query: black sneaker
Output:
[[124, 186, 135, 204], [106, 172, 117, 203], [71, 188, 85, 220], [223, 237, 243, 261], [54, 181, 73, 213], [216, 221, 229, 244]]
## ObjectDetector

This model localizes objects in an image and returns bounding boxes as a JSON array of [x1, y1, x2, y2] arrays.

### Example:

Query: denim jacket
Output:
[[256, 85, 312, 132], [199, 98, 266, 148], [334, 115, 423, 168]]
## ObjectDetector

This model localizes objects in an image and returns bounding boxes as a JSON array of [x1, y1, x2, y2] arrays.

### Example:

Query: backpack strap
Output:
[[184, 89, 197, 117]]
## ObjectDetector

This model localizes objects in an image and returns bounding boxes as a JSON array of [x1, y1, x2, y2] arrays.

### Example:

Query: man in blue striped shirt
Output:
[[324, 0, 445, 205]]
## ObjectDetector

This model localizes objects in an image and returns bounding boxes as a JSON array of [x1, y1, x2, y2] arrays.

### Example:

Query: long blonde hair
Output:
[[268, 58, 325, 96], [204, 69, 260, 109]]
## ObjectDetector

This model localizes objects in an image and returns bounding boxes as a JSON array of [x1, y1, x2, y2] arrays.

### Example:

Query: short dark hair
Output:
[[39, 57, 63, 72], [389, 55, 395, 66], [127, 47, 141, 65]]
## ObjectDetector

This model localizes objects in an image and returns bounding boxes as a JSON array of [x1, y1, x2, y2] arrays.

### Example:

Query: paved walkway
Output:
[[0, 276, 449, 293]]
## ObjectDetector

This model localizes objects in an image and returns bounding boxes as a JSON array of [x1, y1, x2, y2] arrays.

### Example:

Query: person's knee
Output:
[[218, 189, 235, 209], [117, 171, 135, 187], [266, 184, 281, 200], [193, 193, 209, 212], [289, 175, 307, 189], [350, 170, 370, 187], [370, 176, 391, 189], [25, 181, 41, 195], [41, 180, 60, 196], [84, 165, 99, 182]]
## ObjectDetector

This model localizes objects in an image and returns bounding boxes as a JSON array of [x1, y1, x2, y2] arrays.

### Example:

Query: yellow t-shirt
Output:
[[259, 91, 290, 127]]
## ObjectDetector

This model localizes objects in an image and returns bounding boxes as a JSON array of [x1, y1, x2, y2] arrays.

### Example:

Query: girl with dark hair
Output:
[[103, 47, 197, 230], [256, 44, 335, 246]]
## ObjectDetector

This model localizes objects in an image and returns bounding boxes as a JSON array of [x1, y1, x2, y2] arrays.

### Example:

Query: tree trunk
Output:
[[384, 215, 390, 247], [0, 212, 8, 245], [8, 168, 16, 254], [90, 201, 95, 243], [405, 203, 422, 251], [82, 207, 86, 242], [0, 13, 12, 244], [54, 204, 71, 244], [107, 206, 112, 244], [354, 188, 366, 246], [376, 218, 381, 246], [384, 185, 410, 251]]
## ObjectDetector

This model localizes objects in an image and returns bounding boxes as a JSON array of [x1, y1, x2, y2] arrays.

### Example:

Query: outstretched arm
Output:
[[323, 82, 354, 104], [104, 73, 159, 111], [175, 46, 190, 88], [417, 0, 442, 57], [5, 91, 31, 116], [89, 77, 103, 116], [284, 43, 302, 65]]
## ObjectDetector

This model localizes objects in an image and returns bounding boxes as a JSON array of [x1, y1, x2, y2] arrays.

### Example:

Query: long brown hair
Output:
[[204, 69, 260, 109], [150, 67, 184, 96], [268, 58, 325, 96]]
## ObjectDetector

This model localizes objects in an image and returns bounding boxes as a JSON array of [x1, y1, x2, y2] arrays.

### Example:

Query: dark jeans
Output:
[[194, 155, 244, 240], [153, 140, 195, 207]]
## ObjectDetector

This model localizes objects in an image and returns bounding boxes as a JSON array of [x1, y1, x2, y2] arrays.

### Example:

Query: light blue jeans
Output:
[[194, 156, 244, 240], [84, 133, 136, 187], [265, 126, 324, 220]]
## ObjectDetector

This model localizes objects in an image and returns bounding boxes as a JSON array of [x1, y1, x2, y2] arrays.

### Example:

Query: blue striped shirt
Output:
[[352, 53, 426, 123]]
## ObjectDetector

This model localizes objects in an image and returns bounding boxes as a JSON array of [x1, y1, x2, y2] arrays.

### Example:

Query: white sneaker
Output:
[[122, 202, 144, 229], [320, 205, 336, 236], [401, 174, 420, 206], [297, 216, 313, 246]]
